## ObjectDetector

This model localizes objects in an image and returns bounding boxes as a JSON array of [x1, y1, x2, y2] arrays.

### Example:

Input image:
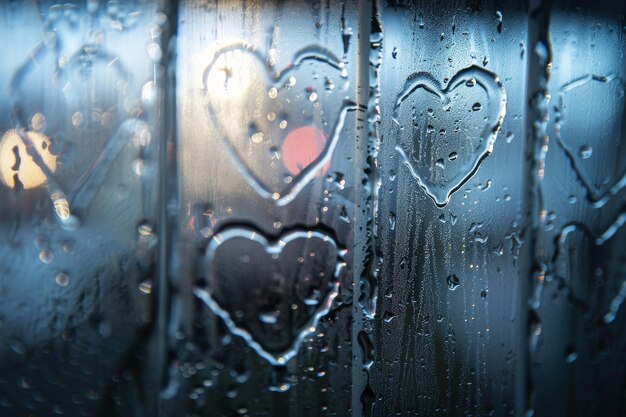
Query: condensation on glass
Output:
[[0, 1, 624, 417], [0, 1, 166, 415]]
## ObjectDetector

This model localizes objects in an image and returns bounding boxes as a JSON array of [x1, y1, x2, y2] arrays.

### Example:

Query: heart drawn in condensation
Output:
[[7, 39, 141, 222], [556, 74, 626, 205], [194, 226, 347, 365], [394, 65, 506, 207], [202, 42, 356, 206], [553, 212, 626, 326]]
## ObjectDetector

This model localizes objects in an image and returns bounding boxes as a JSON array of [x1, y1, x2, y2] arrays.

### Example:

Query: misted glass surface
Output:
[[0, 1, 165, 415], [0, 1, 624, 417]]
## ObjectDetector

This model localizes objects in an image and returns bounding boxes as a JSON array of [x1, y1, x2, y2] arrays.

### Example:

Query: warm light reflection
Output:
[[0, 129, 57, 190], [281, 126, 330, 176]]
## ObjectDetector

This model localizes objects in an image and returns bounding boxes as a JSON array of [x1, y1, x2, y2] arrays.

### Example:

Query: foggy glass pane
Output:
[[530, 2, 626, 417], [372, 1, 527, 415], [0, 1, 624, 417], [0, 1, 166, 415], [168, 1, 367, 415]]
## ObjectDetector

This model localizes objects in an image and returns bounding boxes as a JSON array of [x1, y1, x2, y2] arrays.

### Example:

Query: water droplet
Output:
[[565, 345, 578, 363], [138, 280, 152, 294], [39, 249, 54, 264], [472, 102, 482, 111], [324, 77, 335, 91], [52, 194, 71, 221], [268, 87, 278, 99], [142, 81, 156, 106], [383, 311, 395, 323], [55, 272, 70, 287], [226, 386, 238, 398], [388, 212, 396, 231], [579, 145, 592, 159], [72, 111, 83, 128], [259, 311, 279, 324], [138, 220, 154, 236], [447, 274, 460, 290], [392, 47, 399, 59], [231, 365, 249, 383], [147, 43, 162, 61], [132, 159, 145, 176], [496, 11, 503, 33], [250, 132, 264, 144], [31, 112, 47, 132], [269, 383, 291, 392], [448, 152, 458, 161]]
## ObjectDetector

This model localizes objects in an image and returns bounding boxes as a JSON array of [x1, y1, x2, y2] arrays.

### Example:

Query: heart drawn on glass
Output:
[[394, 65, 506, 207], [556, 74, 626, 206], [202, 42, 356, 206], [554, 212, 626, 325], [194, 226, 347, 365], [5, 37, 146, 225]]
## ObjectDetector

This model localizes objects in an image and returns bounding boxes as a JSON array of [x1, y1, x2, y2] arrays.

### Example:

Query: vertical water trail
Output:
[[156, 2, 178, 416], [353, 1, 383, 416], [522, 1, 552, 415]]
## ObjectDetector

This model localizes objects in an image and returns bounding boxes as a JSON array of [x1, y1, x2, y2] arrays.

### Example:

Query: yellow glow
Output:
[[0, 129, 57, 189]]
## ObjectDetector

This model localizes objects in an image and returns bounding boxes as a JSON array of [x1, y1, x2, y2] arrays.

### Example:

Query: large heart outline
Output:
[[555, 74, 626, 207], [202, 42, 357, 206], [394, 65, 506, 207], [194, 226, 347, 365], [6, 37, 143, 225]]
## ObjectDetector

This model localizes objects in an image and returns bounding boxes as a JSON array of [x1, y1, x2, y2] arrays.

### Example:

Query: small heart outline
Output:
[[394, 65, 506, 207], [553, 211, 626, 325], [555, 73, 626, 207]]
